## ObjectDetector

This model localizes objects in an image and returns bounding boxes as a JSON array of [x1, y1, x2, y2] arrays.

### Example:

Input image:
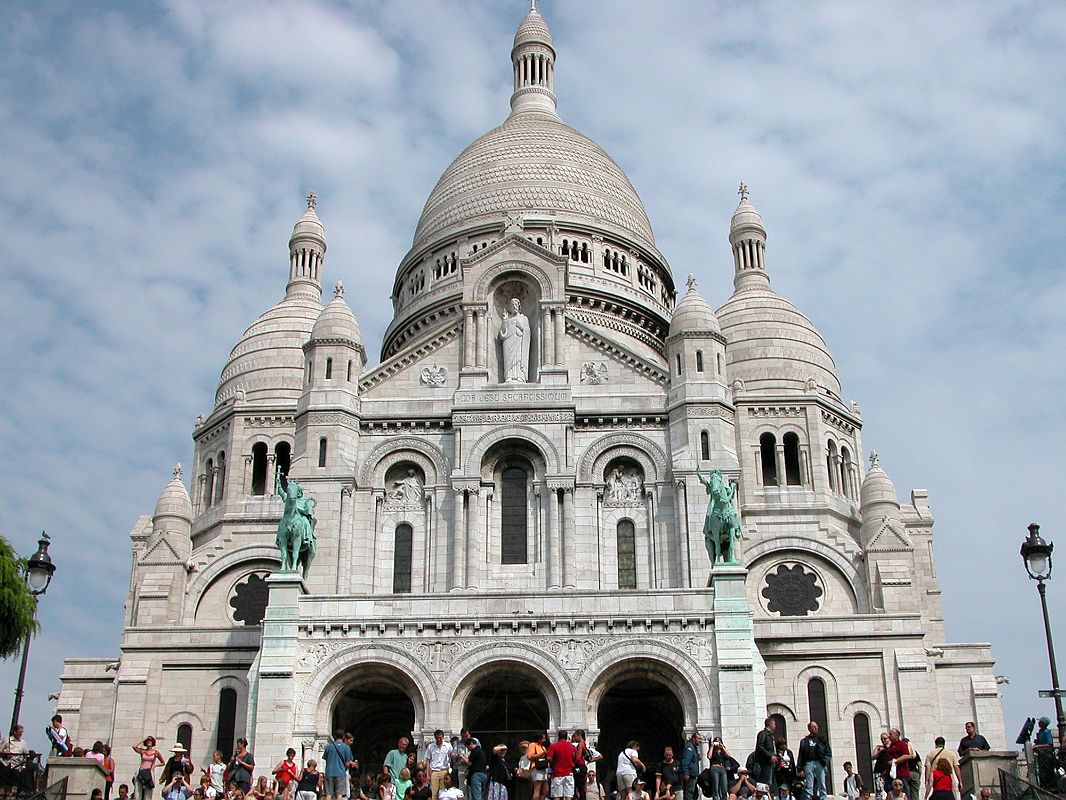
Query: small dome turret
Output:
[[860, 451, 901, 522], [669, 274, 721, 337], [287, 192, 326, 298], [153, 464, 192, 525], [510, 1, 557, 117], [729, 182, 769, 292], [311, 281, 363, 345]]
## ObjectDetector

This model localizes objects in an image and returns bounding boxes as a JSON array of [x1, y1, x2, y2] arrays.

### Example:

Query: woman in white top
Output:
[[615, 743, 645, 800]]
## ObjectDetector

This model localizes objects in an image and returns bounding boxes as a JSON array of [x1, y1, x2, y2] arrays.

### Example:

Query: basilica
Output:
[[57, 4, 1005, 790]]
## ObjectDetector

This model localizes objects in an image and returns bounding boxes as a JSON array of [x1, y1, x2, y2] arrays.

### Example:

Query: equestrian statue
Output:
[[275, 467, 317, 579], [696, 465, 742, 565]]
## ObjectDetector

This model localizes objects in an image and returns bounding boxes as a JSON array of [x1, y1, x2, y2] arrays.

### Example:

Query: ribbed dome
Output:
[[730, 197, 766, 241], [717, 287, 842, 398], [412, 112, 656, 250], [216, 291, 321, 406], [669, 275, 720, 336], [154, 465, 192, 523], [860, 453, 900, 521], [514, 9, 553, 49], [291, 204, 324, 241], [311, 283, 362, 344]]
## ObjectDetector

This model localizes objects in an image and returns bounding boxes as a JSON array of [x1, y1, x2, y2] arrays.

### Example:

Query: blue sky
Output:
[[2, 0, 1065, 753]]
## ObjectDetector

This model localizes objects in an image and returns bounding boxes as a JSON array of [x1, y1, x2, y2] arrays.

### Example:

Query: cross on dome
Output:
[[530, 0, 536, 10], [869, 450, 879, 468], [686, 273, 698, 292], [306, 191, 317, 210], [173, 463, 183, 479], [334, 280, 345, 299], [738, 182, 749, 203]]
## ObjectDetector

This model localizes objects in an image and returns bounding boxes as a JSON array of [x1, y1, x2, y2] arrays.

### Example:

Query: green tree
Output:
[[0, 536, 38, 659]]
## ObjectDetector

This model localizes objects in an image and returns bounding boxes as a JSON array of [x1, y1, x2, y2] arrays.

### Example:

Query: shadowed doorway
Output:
[[596, 677, 684, 789], [333, 677, 415, 774], [463, 667, 551, 764]]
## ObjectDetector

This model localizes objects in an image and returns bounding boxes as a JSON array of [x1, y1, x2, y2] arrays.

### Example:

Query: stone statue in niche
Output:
[[498, 297, 531, 383], [696, 465, 741, 565], [388, 469, 424, 504], [275, 468, 317, 579], [604, 466, 644, 503]]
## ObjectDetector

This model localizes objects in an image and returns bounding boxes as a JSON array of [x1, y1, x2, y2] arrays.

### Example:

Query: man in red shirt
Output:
[[886, 729, 912, 798], [548, 730, 577, 800]]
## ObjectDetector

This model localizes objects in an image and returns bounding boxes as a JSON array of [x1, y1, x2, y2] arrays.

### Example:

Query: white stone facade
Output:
[[58, 5, 1003, 790]]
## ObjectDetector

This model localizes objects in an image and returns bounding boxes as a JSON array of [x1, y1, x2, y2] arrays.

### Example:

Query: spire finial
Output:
[[869, 450, 879, 468], [307, 191, 317, 210], [738, 182, 749, 203], [530, 0, 536, 11], [686, 273, 697, 292], [334, 280, 345, 299], [173, 463, 183, 479]]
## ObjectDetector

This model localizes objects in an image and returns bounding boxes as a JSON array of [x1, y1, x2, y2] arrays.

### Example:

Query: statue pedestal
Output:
[[709, 564, 765, 748], [538, 365, 568, 385], [252, 572, 309, 766], [46, 758, 106, 800]]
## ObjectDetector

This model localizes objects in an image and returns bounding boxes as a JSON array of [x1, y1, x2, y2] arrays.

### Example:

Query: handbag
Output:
[[534, 758, 549, 771], [137, 768, 156, 789]]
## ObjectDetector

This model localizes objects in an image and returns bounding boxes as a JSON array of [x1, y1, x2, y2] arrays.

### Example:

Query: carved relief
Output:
[[420, 365, 448, 387], [547, 639, 596, 670], [580, 361, 609, 385], [453, 411, 573, 425]]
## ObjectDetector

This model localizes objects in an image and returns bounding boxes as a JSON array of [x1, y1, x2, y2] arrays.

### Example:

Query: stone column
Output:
[[463, 309, 474, 368], [542, 306, 554, 370], [561, 484, 575, 588], [645, 488, 658, 588], [775, 445, 786, 488], [465, 486, 481, 589], [243, 455, 254, 496], [450, 488, 465, 590], [546, 486, 561, 589], [674, 478, 691, 588], [752, 447, 763, 485], [553, 305, 564, 365], [337, 486, 353, 593], [474, 306, 488, 369]]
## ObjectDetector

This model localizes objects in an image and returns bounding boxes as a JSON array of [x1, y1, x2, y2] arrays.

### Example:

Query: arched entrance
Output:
[[460, 663, 554, 763], [333, 674, 416, 775], [593, 663, 690, 790]]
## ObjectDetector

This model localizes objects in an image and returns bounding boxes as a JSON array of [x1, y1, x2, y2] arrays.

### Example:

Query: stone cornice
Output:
[[362, 321, 462, 393], [567, 316, 669, 385]]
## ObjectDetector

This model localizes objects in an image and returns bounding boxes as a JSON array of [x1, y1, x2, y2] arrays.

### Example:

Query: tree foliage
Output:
[[0, 536, 38, 660]]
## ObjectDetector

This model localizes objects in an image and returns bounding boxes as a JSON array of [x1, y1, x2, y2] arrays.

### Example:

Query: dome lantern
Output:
[[287, 192, 326, 298], [510, 0, 558, 117], [730, 182, 769, 292]]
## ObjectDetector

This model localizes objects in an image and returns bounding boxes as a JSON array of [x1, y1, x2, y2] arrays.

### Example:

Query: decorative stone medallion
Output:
[[761, 563, 822, 616], [230, 572, 270, 626], [420, 365, 447, 387], [580, 361, 609, 384]]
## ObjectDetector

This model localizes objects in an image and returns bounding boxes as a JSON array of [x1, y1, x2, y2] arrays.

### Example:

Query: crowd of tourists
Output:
[[3, 714, 1064, 800]]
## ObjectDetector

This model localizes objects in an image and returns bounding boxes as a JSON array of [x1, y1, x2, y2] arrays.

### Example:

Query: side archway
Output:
[[358, 436, 450, 489], [578, 433, 668, 485], [465, 427, 560, 475]]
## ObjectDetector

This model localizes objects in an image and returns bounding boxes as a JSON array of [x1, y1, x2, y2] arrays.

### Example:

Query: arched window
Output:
[[760, 433, 778, 486], [676, 354, 682, 376], [853, 712, 874, 791], [617, 520, 637, 590], [783, 433, 802, 486], [214, 452, 226, 505], [274, 442, 291, 479], [696, 350, 704, 373], [501, 466, 528, 564], [393, 524, 413, 593], [176, 722, 193, 753], [251, 444, 267, 495], [807, 678, 832, 792], [769, 713, 787, 744], [325, 357, 333, 380], [840, 446, 853, 498], [826, 441, 838, 492], [216, 687, 237, 760], [700, 430, 710, 461], [318, 437, 328, 468], [203, 458, 215, 508]]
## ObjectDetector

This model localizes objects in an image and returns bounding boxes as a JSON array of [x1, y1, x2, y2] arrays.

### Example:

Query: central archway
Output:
[[459, 662, 556, 762], [332, 672, 416, 775]]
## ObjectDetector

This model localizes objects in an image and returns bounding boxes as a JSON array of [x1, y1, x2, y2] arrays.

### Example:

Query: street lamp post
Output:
[[1020, 523, 1066, 744], [10, 534, 57, 734]]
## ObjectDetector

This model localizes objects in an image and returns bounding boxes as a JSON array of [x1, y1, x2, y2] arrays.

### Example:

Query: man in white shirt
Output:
[[438, 772, 464, 800], [426, 730, 452, 800], [616, 743, 645, 800]]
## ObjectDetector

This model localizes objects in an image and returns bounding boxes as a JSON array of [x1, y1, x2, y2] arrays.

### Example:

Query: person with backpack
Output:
[[921, 738, 958, 797]]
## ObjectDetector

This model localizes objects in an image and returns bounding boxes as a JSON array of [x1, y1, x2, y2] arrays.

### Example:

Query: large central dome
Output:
[[413, 110, 656, 249]]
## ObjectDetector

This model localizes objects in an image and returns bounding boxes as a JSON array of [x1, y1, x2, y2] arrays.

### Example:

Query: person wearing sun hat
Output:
[[161, 744, 194, 786]]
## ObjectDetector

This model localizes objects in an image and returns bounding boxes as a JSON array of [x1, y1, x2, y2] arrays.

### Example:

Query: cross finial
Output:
[[530, 0, 537, 12], [738, 182, 749, 202], [686, 273, 697, 291], [306, 191, 317, 210], [334, 280, 345, 299], [173, 463, 183, 479], [869, 450, 879, 468]]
